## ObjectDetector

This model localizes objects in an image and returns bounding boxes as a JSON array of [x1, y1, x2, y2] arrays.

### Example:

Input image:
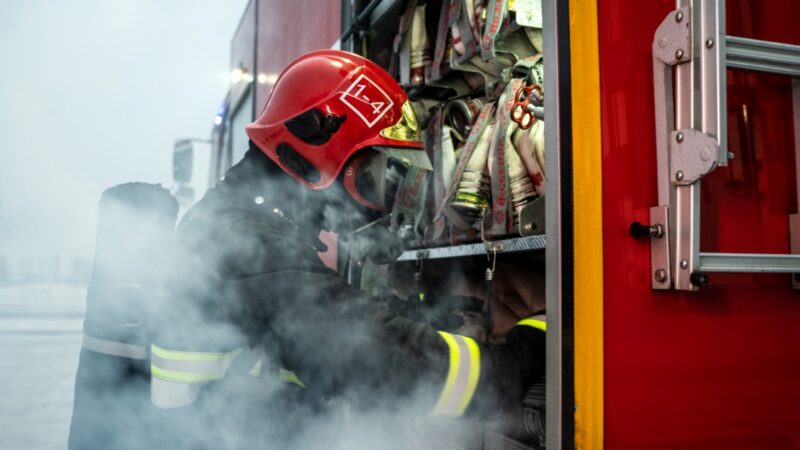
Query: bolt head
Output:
[[675, 11, 684, 22], [676, 132, 684, 142], [675, 49, 685, 60], [654, 269, 668, 283], [676, 170, 684, 181], [700, 146, 713, 161], [706, 38, 715, 48], [680, 259, 689, 269], [690, 272, 710, 287], [727, 151, 735, 160]]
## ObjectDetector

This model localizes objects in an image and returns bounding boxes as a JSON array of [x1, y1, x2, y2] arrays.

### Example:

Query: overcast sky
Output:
[[0, 0, 248, 259]]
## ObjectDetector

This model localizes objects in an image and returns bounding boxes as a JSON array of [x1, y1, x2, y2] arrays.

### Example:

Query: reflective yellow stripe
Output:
[[151, 344, 235, 362], [248, 360, 305, 388], [433, 332, 460, 413], [150, 344, 241, 384], [517, 318, 547, 332], [279, 368, 306, 388], [150, 365, 220, 384], [457, 336, 481, 414], [431, 331, 481, 417], [248, 359, 263, 377]]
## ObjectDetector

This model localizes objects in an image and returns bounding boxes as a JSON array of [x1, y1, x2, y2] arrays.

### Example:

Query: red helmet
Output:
[[246, 50, 429, 210]]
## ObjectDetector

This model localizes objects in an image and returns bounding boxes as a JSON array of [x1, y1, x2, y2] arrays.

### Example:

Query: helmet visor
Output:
[[352, 151, 388, 210], [348, 147, 429, 211], [380, 100, 422, 143], [373, 146, 433, 171]]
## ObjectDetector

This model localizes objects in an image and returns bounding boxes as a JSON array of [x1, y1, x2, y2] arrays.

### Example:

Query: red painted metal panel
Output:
[[254, 0, 341, 116], [599, 1, 800, 449]]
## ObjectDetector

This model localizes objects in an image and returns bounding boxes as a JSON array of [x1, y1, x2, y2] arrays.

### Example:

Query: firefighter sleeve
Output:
[[229, 270, 545, 418]]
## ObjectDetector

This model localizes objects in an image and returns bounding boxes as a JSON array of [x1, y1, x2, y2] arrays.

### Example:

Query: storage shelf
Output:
[[396, 235, 547, 261]]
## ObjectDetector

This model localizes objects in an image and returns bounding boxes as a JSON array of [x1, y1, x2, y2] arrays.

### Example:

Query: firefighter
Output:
[[150, 50, 545, 449]]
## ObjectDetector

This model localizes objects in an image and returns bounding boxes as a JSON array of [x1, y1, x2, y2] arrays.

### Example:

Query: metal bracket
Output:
[[651, 6, 693, 291], [653, 6, 692, 66], [650, 206, 671, 289], [519, 196, 547, 236], [485, 241, 505, 253], [670, 129, 719, 185]]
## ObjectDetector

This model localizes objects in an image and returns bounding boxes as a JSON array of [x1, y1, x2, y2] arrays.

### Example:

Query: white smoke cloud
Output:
[[0, 0, 246, 261], [0, 1, 248, 449], [0, 2, 548, 448]]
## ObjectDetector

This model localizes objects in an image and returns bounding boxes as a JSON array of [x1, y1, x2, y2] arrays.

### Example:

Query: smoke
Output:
[[0, 2, 550, 447], [66, 149, 546, 450], [0, 0, 246, 263], [0, 2, 247, 449]]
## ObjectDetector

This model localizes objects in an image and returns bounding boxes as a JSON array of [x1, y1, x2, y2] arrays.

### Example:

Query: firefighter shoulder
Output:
[[150, 50, 546, 447]]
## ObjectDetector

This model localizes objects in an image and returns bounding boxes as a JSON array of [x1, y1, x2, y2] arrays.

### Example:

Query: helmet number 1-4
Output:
[[340, 74, 394, 128]]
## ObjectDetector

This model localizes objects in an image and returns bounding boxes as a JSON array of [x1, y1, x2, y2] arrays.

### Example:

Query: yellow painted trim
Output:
[[569, 0, 604, 449]]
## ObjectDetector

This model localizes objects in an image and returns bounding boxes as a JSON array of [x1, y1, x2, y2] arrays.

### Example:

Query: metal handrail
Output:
[[727, 35, 800, 77]]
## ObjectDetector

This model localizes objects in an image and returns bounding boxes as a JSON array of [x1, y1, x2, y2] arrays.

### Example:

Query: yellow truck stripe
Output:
[[570, 0, 605, 448]]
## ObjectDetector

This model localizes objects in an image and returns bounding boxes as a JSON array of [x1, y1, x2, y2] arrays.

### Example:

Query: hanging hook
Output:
[[415, 255, 425, 302], [483, 246, 498, 343]]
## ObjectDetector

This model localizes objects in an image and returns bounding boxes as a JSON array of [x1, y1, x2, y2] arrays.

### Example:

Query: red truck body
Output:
[[600, 1, 800, 448], [198, 1, 800, 448]]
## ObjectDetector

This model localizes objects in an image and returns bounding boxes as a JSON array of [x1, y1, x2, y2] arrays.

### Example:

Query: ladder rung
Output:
[[699, 252, 800, 273], [726, 36, 800, 77]]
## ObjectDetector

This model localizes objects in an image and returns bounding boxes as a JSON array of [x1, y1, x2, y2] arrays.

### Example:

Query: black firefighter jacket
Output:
[[151, 149, 457, 449]]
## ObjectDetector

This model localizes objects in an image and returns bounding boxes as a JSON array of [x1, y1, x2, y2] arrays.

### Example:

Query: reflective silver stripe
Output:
[[151, 376, 200, 409], [82, 334, 147, 360]]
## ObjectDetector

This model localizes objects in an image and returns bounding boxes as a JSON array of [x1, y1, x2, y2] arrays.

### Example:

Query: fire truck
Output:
[[172, 0, 800, 448]]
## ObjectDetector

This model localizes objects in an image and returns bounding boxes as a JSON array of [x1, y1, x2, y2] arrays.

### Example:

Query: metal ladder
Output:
[[647, 0, 800, 290]]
